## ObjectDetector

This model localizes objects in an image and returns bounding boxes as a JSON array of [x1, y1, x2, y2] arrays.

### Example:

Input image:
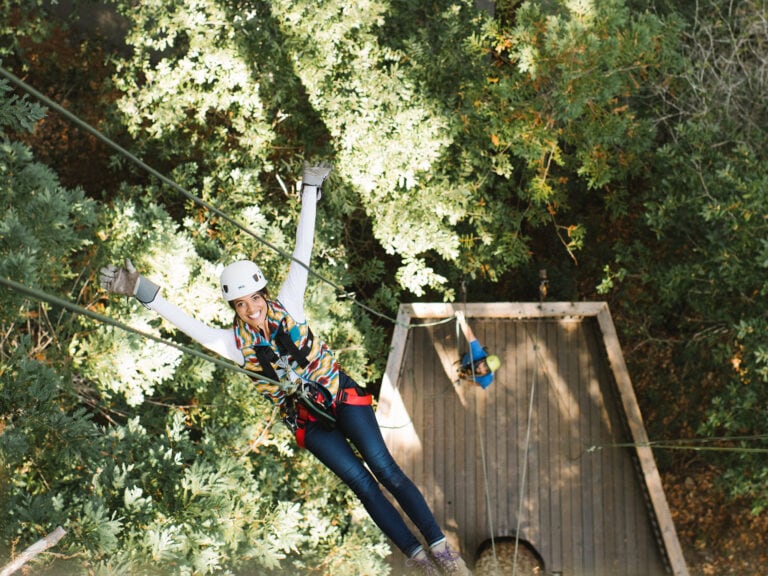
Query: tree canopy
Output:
[[1, 0, 767, 573]]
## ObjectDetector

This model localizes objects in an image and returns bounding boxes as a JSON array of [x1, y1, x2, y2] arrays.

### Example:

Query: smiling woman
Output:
[[232, 290, 269, 332], [99, 163, 471, 575]]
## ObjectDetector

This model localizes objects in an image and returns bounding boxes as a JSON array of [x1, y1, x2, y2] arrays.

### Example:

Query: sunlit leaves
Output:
[[269, 0, 474, 293], [113, 0, 273, 165]]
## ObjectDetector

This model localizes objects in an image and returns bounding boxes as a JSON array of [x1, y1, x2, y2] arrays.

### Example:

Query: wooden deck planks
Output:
[[377, 303, 687, 576]]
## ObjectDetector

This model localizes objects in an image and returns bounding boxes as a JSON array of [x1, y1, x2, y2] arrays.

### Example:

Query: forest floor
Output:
[[663, 464, 768, 576]]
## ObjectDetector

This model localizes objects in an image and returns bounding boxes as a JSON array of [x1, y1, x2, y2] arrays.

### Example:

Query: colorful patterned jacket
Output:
[[233, 298, 340, 408]]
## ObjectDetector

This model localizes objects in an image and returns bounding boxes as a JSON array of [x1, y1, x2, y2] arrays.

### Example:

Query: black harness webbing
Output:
[[274, 324, 314, 368], [251, 346, 281, 383]]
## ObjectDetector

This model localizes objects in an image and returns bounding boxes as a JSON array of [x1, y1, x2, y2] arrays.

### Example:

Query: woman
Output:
[[99, 164, 470, 576], [455, 311, 500, 390]]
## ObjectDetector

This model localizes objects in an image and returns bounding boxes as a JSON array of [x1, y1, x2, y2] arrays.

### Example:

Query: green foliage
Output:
[[5, 0, 768, 572], [109, 0, 483, 296], [0, 85, 97, 332], [601, 0, 768, 509], [0, 341, 101, 565], [0, 1, 56, 60], [107, 0, 683, 295], [0, 80, 46, 133], [112, 0, 274, 168], [457, 0, 679, 275], [638, 135, 768, 507], [0, 142, 97, 288], [269, 0, 483, 295]]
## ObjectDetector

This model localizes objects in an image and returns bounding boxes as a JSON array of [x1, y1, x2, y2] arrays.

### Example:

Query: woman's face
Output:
[[233, 292, 268, 331], [473, 359, 490, 376]]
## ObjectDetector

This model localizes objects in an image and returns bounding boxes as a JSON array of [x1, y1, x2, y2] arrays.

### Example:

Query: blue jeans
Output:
[[303, 374, 444, 557]]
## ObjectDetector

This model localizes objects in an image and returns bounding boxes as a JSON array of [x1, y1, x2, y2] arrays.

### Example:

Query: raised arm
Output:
[[277, 163, 332, 321], [99, 260, 243, 364], [147, 295, 242, 363], [455, 310, 478, 343]]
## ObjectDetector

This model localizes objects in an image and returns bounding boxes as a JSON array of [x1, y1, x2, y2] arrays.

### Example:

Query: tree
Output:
[[456, 0, 679, 280], [600, 0, 768, 510], [4, 0, 768, 572], [0, 74, 389, 575]]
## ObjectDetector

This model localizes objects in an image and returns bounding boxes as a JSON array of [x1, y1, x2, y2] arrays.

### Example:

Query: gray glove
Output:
[[99, 259, 160, 305], [301, 162, 333, 197]]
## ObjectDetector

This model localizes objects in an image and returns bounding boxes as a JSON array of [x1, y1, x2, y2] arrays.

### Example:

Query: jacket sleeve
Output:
[[147, 294, 245, 364], [276, 185, 318, 322], [462, 339, 488, 366]]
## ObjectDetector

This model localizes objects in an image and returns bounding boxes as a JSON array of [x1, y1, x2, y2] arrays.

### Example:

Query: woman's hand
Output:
[[301, 162, 333, 200], [99, 259, 160, 304]]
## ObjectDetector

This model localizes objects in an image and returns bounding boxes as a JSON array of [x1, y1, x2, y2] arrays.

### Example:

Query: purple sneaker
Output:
[[406, 553, 441, 576], [431, 542, 471, 575]]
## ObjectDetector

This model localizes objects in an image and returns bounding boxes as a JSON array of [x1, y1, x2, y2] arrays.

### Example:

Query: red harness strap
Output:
[[293, 403, 316, 448], [337, 386, 373, 406], [295, 427, 306, 448], [294, 386, 372, 447]]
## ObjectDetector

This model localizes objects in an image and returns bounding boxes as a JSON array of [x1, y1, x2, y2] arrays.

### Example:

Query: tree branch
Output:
[[0, 527, 66, 576]]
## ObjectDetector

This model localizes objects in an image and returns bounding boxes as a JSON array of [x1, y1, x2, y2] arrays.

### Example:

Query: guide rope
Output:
[[0, 276, 278, 386], [586, 436, 768, 455], [510, 281, 547, 576], [459, 281, 499, 572], [0, 65, 405, 327]]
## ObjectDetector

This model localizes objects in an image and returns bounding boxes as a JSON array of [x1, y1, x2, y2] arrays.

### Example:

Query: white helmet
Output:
[[220, 260, 267, 301]]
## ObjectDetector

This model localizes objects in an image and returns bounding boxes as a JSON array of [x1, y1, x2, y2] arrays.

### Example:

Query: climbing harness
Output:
[[274, 323, 314, 369], [284, 378, 373, 447], [337, 384, 374, 406], [283, 380, 336, 448], [239, 323, 315, 385], [295, 380, 337, 426]]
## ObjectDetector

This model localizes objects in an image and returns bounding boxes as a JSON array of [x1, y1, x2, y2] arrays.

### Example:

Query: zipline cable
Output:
[[0, 276, 277, 384], [0, 65, 401, 326], [5, 277, 763, 456], [587, 439, 768, 454]]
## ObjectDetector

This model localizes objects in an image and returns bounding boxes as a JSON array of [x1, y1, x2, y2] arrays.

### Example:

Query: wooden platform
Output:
[[375, 303, 689, 576]]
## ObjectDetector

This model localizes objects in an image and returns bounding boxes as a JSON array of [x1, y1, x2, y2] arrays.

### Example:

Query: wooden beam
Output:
[[376, 305, 413, 429], [408, 302, 606, 320], [596, 305, 690, 576]]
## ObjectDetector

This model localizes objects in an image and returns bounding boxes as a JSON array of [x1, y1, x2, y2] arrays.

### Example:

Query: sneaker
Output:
[[406, 553, 441, 576], [430, 541, 471, 576]]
